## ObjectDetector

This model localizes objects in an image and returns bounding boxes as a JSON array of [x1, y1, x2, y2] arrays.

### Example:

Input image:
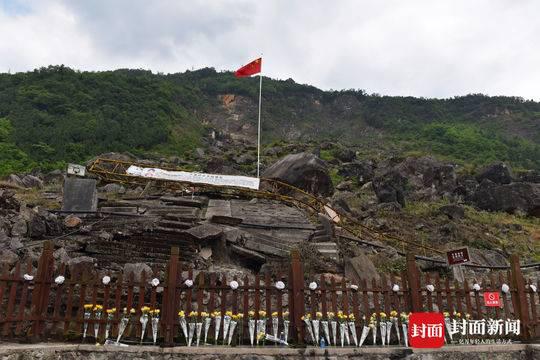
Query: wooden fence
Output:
[[0, 241, 539, 346]]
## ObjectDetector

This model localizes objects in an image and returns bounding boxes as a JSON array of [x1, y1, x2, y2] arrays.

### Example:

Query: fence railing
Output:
[[0, 241, 539, 345]]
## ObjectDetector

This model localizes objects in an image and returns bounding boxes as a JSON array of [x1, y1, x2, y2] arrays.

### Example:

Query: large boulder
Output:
[[6, 174, 24, 187], [372, 169, 407, 207], [476, 162, 513, 185], [344, 253, 380, 283], [471, 180, 540, 216], [21, 175, 43, 189], [394, 156, 456, 198], [334, 148, 356, 162], [262, 152, 334, 196], [338, 160, 375, 185], [123, 263, 153, 282]]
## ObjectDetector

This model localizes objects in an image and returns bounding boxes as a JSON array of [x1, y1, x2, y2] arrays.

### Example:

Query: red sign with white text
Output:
[[484, 292, 501, 307], [409, 312, 445, 348]]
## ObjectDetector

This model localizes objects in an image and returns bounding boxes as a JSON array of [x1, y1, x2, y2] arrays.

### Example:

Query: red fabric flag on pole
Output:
[[235, 58, 262, 77]]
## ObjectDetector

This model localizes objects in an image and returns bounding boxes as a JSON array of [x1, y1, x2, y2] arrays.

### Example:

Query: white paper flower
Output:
[[275, 281, 285, 290], [501, 283, 510, 293], [23, 274, 34, 281], [392, 284, 400, 292], [426, 284, 435, 292], [102, 276, 111, 285], [308, 282, 317, 290], [151, 278, 160, 287], [529, 284, 537, 293], [350, 284, 359, 291], [472, 283, 481, 291], [229, 280, 239, 290], [184, 279, 193, 288], [54, 275, 65, 285]]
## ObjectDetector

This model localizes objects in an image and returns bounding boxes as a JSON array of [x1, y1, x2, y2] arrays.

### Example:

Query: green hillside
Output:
[[0, 65, 539, 176]]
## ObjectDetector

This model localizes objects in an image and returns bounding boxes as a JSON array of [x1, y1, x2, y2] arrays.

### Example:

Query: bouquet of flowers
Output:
[[328, 312, 337, 346], [178, 311, 188, 344], [282, 311, 290, 344], [256, 311, 267, 345], [390, 310, 399, 345], [248, 311, 256, 346], [82, 304, 93, 341], [313, 312, 322, 345], [379, 312, 387, 346], [211, 311, 222, 345], [271, 312, 279, 341], [223, 311, 233, 345], [228, 313, 243, 345], [370, 313, 378, 345], [301, 313, 315, 344], [105, 308, 116, 340], [196, 312, 204, 346], [150, 309, 160, 345], [93, 305, 104, 342], [139, 306, 151, 344], [321, 312, 331, 346], [337, 311, 349, 347], [348, 314, 358, 346], [202, 311, 211, 344], [187, 311, 198, 346], [116, 307, 135, 344], [400, 312, 410, 347], [359, 315, 371, 347]]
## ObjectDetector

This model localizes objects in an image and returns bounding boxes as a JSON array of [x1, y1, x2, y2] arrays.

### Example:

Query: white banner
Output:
[[126, 165, 260, 190]]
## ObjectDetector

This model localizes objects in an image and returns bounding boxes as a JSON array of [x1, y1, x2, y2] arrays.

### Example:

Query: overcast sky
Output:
[[1, 0, 539, 99]]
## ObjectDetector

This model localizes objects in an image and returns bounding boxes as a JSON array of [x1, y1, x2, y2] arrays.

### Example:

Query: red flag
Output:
[[235, 58, 262, 77]]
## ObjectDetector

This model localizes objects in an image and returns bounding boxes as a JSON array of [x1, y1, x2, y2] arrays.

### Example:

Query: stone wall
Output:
[[0, 344, 538, 360]]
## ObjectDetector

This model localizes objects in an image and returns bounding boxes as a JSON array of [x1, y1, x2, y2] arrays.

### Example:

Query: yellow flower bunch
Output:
[[379, 312, 387, 319], [465, 313, 471, 320], [141, 306, 151, 313], [232, 313, 244, 321], [149, 309, 160, 317], [301, 313, 311, 321], [248, 310, 255, 319], [348, 314, 355, 321], [83, 304, 94, 310], [211, 311, 221, 318], [225, 311, 233, 317], [200, 311, 209, 318], [189, 311, 198, 319], [443, 311, 450, 318], [399, 312, 409, 322], [327, 312, 335, 320], [390, 310, 398, 318], [272, 311, 279, 318], [283, 311, 289, 320], [258, 310, 267, 318], [316, 312, 323, 319], [337, 312, 348, 322], [453, 311, 461, 318], [93, 305, 103, 312], [106, 308, 116, 315], [178, 310, 185, 318]]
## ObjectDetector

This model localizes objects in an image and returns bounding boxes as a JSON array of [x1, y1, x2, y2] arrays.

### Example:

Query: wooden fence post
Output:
[[510, 254, 531, 340], [162, 246, 179, 347], [30, 241, 54, 342], [289, 249, 305, 345], [406, 253, 422, 312]]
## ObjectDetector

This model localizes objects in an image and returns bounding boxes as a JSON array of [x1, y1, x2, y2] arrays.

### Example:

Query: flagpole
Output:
[[257, 64, 262, 178]]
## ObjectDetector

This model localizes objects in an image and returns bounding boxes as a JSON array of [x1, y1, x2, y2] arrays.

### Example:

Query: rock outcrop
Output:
[[471, 180, 540, 216], [262, 152, 334, 196], [372, 169, 407, 207], [476, 162, 513, 185]]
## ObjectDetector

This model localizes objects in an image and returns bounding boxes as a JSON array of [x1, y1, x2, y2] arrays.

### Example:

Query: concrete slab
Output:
[[61, 177, 97, 212]]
